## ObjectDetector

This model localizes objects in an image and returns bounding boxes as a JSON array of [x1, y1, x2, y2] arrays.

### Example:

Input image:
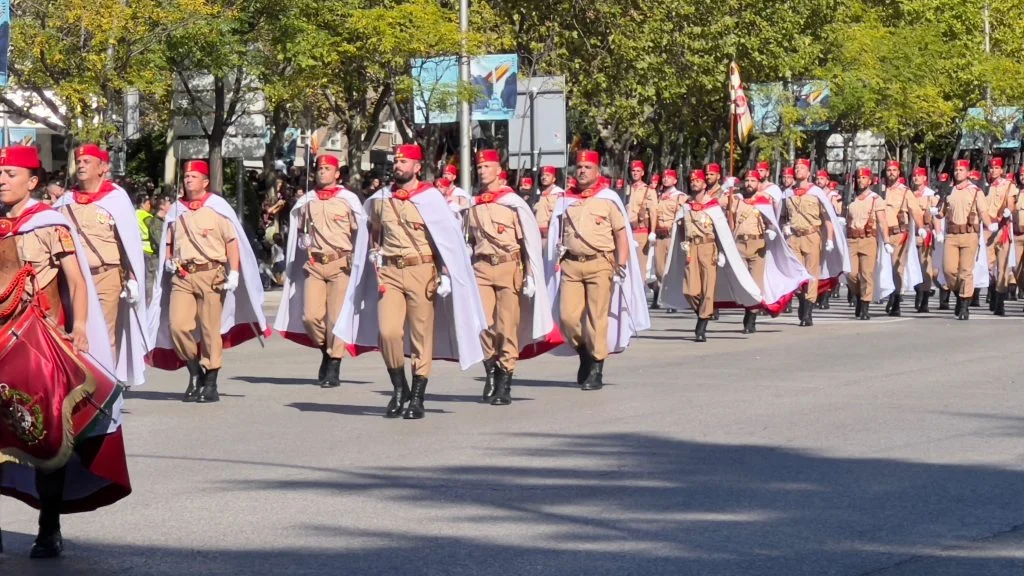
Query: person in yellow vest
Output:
[[136, 193, 156, 302]]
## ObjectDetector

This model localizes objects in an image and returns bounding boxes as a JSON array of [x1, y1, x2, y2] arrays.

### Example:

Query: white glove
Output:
[[223, 270, 239, 292], [825, 239, 835, 252], [783, 224, 792, 236], [1003, 208, 1012, 219], [717, 252, 726, 267], [165, 259, 177, 274], [884, 243, 894, 255], [369, 250, 383, 269], [988, 222, 999, 233], [437, 275, 452, 298], [122, 278, 140, 304], [917, 228, 928, 239], [935, 232, 945, 242], [522, 275, 536, 298], [647, 231, 656, 242], [836, 216, 847, 227], [766, 229, 777, 241], [929, 206, 939, 216], [297, 234, 311, 250], [681, 242, 690, 253]]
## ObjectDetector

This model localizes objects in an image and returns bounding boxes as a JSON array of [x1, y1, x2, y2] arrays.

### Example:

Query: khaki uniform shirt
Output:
[[534, 189, 559, 231], [912, 188, 938, 228], [626, 184, 657, 230], [17, 225, 77, 290], [733, 197, 767, 236], [561, 197, 625, 255], [655, 189, 685, 232], [60, 202, 121, 270], [171, 206, 238, 264], [784, 189, 826, 232], [682, 199, 717, 241], [369, 197, 432, 258], [468, 200, 522, 258], [986, 178, 1018, 220], [945, 183, 987, 227], [883, 183, 922, 230], [847, 193, 884, 231], [304, 195, 356, 254]]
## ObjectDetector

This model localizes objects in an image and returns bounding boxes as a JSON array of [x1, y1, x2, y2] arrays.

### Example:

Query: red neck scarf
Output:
[[0, 202, 53, 238], [688, 197, 719, 211], [316, 186, 341, 201], [181, 193, 213, 211], [391, 181, 433, 201], [743, 194, 772, 206], [72, 180, 117, 205], [475, 187, 515, 205]]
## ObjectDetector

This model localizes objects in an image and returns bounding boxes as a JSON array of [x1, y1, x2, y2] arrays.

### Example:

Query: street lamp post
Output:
[[458, 0, 472, 193]]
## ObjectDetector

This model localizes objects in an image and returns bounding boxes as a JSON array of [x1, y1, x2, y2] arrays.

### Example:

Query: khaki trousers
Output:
[[92, 267, 123, 360], [890, 232, 911, 294], [683, 242, 717, 319], [170, 267, 226, 370], [654, 237, 672, 283], [847, 237, 877, 302], [788, 232, 822, 300], [475, 260, 522, 371], [559, 257, 614, 361], [916, 238, 934, 292], [1015, 236, 1024, 289], [736, 238, 766, 293], [989, 232, 1014, 293], [634, 231, 651, 280], [302, 258, 351, 359], [378, 262, 436, 377], [943, 232, 980, 297]]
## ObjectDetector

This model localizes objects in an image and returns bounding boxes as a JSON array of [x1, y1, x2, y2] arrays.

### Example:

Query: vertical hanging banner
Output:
[[0, 0, 9, 87]]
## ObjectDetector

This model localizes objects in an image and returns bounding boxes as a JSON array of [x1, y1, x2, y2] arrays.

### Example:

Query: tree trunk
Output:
[[207, 75, 228, 192]]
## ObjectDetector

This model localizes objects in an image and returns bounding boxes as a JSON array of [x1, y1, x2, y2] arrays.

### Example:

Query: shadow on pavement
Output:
[[232, 376, 373, 387], [285, 402, 451, 417], [3, 433, 1022, 575]]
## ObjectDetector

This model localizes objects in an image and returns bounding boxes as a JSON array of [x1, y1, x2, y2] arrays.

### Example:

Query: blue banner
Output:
[[0, 0, 9, 87], [411, 54, 518, 124]]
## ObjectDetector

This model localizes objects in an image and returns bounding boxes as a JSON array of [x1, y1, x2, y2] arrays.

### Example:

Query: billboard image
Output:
[[960, 107, 1022, 150], [749, 81, 831, 133], [412, 54, 518, 124]]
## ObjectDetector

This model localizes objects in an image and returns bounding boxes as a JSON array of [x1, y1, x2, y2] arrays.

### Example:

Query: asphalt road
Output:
[[2, 292, 1023, 575]]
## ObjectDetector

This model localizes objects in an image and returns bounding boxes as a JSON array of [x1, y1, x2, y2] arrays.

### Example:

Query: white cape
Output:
[[334, 185, 487, 370], [658, 200, 763, 311], [274, 187, 367, 346], [54, 184, 148, 386], [148, 193, 268, 370], [545, 188, 650, 355], [807, 185, 852, 280], [753, 200, 814, 311]]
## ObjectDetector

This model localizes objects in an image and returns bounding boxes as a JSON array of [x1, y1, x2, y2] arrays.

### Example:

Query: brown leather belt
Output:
[[309, 250, 351, 266], [689, 235, 716, 244], [382, 254, 434, 269], [846, 228, 871, 239], [472, 251, 520, 266], [562, 251, 611, 263], [888, 226, 907, 236], [655, 228, 672, 239], [735, 234, 764, 241], [90, 263, 121, 275], [180, 261, 221, 274], [791, 228, 819, 237], [945, 224, 977, 235]]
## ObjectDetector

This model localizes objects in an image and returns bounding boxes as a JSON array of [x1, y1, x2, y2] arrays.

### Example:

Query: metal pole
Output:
[[236, 156, 244, 221], [529, 87, 537, 197], [457, 0, 472, 194]]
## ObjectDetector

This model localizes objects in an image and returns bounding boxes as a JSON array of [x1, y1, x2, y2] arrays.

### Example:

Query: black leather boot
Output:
[[321, 358, 342, 388], [317, 346, 329, 385], [987, 285, 995, 310], [822, 292, 831, 309], [197, 369, 220, 403], [803, 300, 814, 326], [481, 358, 497, 401], [694, 318, 708, 343], [970, 288, 980, 307], [650, 287, 661, 310], [994, 291, 1006, 316], [712, 307, 720, 320], [855, 299, 863, 318], [741, 310, 754, 334], [831, 284, 840, 298], [888, 293, 901, 317], [402, 375, 428, 419], [860, 300, 871, 320], [749, 312, 757, 333], [385, 367, 410, 418], [962, 298, 971, 320], [954, 295, 964, 318], [30, 468, 65, 559], [183, 358, 203, 402], [581, 359, 604, 390], [847, 288, 855, 306], [796, 296, 806, 326], [917, 292, 930, 313], [576, 347, 593, 386], [939, 288, 951, 310], [491, 365, 512, 405], [914, 290, 924, 311]]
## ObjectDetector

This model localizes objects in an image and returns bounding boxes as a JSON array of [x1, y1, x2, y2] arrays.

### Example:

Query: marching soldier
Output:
[[651, 169, 685, 309], [549, 150, 649, 388], [678, 169, 719, 340], [938, 159, 997, 320], [882, 160, 926, 316], [273, 155, 365, 388], [705, 163, 724, 200], [845, 167, 892, 319], [730, 171, 778, 332], [468, 149, 552, 405], [827, 181, 843, 214], [148, 160, 268, 402], [780, 159, 837, 327], [911, 167, 939, 312], [436, 174, 470, 221], [781, 166, 796, 195], [335, 144, 486, 419], [650, 173, 661, 194], [534, 165, 562, 243], [1015, 165, 1024, 303], [626, 160, 657, 282], [518, 176, 535, 206], [56, 143, 148, 386], [984, 157, 1017, 315]]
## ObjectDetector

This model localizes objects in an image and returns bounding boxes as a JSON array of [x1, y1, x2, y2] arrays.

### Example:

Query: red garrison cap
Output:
[[898, 176, 906, 184], [913, 167, 927, 178], [744, 170, 762, 181], [394, 144, 423, 161], [857, 167, 872, 178], [499, 170, 508, 180], [783, 167, 795, 177], [76, 143, 110, 163], [663, 169, 678, 180], [969, 170, 981, 180], [795, 159, 811, 169], [705, 163, 722, 175], [521, 177, 534, 188], [756, 161, 771, 171], [316, 155, 339, 168], [443, 164, 457, 177], [540, 166, 556, 176], [567, 177, 578, 188], [990, 157, 1004, 168], [651, 174, 661, 183], [476, 149, 500, 164], [886, 160, 900, 170], [939, 173, 950, 182], [955, 159, 970, 170], [597, 176, 610, 189], [691, 169, 706, 182], [184, 160, 209, 176], [577, 150, 600, 165], [816, 169, 829, 179], [615, 178, 625, 188], [630, 160, 645, 171], [828, 181, 838, 190], [0, 146, 41, 169], [435, 177, 451, 188]]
